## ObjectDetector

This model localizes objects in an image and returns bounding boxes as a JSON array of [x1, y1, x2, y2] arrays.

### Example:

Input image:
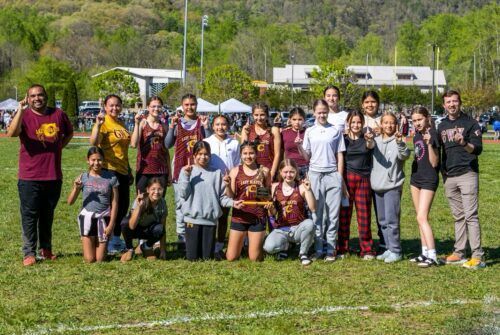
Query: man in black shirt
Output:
[[437, 90, 484, 269]]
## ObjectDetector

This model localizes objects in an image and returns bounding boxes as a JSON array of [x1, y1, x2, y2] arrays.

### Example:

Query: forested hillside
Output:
[[0, 0, 497, 103]]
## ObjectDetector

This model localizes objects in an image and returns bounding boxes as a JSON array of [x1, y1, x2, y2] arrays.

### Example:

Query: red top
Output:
[[274, 182, 306, 227], [248, 125, 274, 170], [281, 128, 308, 167], [18, 107, 73, 181], [172, 118, 204, 182], [136, 121, 169, 175], [231, 165, 267, 224]]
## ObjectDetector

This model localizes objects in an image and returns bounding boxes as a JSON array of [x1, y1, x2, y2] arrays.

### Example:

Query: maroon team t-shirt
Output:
[[18, 107, 73, 181]]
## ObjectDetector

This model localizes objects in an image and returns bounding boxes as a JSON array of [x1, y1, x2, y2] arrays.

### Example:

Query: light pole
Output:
[[181, 0, 188, 85], [431, 43, 436, 114], [291, 54, 295, 107], [200, 15, 208, 87]]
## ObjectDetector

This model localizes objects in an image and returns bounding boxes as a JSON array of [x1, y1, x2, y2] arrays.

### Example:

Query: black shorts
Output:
[[410, 180, 438, 192], [230, 221, 266, 232], [78, 216, 110, 237]]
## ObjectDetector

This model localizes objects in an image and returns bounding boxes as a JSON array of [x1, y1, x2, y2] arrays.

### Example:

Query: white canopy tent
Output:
[[218, 98, 251, 114], [176, 98, 218, 113], [0, 98, 18, 110]]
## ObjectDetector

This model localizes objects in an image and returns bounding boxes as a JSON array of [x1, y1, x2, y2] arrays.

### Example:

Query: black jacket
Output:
[[437, 112, 482, 177]]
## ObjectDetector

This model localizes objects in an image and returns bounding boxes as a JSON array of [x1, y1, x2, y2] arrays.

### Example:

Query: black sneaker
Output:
[[409, 254, 427, 263], [417, 258, 438, 268], [276, 252, 288, 261]]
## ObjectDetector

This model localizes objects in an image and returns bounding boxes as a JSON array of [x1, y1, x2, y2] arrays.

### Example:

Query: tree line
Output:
[[0, 1, 497, 114]]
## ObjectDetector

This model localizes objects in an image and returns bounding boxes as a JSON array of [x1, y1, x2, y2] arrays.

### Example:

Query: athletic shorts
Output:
[[78, 216, 110, 237], [410, 180, 438, 192], [230, 221, 266, 232]]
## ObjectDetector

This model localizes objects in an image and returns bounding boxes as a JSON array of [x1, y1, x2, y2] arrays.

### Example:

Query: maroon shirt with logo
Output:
[[18, 107, 73, 181]]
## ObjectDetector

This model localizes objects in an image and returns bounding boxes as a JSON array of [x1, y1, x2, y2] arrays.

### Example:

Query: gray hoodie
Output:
[[178, 165, 234, 225], [371, 136, 410, 192]]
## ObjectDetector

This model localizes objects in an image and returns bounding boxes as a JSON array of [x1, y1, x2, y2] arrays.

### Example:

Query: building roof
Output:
[[92, 67, 182, 80], [273, 64, 446, 88], [347, 65, 446, 87]]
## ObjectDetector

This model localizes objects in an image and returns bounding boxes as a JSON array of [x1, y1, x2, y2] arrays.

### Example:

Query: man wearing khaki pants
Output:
[[437, 90, 485, 269]]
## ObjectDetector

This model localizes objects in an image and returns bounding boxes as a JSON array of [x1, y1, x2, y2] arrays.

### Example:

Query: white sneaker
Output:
[[376, 250, 391, 261], [384, 251, 402, 263], [362, 254, 375, 261], [299, 254, 312, 266], [324, 255, 336, 262]]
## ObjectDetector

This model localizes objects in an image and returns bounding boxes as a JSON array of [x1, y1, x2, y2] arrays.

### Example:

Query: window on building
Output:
[[396, 74, 416, 80], [355, 73, 372, 80]]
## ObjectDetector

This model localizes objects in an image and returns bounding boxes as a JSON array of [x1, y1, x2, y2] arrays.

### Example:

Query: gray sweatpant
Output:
[[444, 171, 483, 259], [309, 170, 342, 255], [263, 219, 314, 255], [374, 187, 402, 254], [173, 182, 185, 235]]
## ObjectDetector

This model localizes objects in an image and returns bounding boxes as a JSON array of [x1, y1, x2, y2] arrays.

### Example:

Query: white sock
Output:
[[422, 246, 428, 257], [215, 242, 224, 253], [427, 249, 437, 261]]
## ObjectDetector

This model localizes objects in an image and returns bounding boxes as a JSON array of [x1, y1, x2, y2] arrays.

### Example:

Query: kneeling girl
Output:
[[263, 160, 316, 265]]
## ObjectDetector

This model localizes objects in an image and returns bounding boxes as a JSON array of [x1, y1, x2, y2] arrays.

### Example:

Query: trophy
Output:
[[243, 167, 272, 206]]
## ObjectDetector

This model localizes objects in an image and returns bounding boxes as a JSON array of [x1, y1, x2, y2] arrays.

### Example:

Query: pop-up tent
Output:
[[218, 98, 251, 114], [176, 98, 218, 113], [0, 98, 18, 110]]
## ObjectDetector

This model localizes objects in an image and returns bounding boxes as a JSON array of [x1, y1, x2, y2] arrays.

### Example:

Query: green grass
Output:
[[0, 137, 498, 335]]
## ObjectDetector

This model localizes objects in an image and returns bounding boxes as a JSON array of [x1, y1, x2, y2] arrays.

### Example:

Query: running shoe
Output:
[[23, 255, 36, 266], [376, 250, 391, 261], [462, 258, 486, 270], [445, 253, 467, 265], [384, 251, 402, 263], [38, 248, 57, 261], [299, 254, 312, 266]]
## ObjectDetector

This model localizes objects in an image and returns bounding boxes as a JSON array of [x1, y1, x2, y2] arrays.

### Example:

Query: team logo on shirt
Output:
[[414, 140, 425, 161], [36, 123, 59, 142], [113, 129, 130, 139], [187, 139, 197, 152], [246, 185, 257, 197], [257, 143, 265, 152]]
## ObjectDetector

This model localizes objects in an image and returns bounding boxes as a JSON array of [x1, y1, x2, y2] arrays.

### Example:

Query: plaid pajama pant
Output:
[[337, 171, 374, 256]]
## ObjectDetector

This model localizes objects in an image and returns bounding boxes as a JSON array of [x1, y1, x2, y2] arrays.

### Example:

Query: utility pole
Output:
[[431, 44, 436, 114], [291, 54, 295, 107], [200, 15, 208, 87], [181, 0, 188, 85]]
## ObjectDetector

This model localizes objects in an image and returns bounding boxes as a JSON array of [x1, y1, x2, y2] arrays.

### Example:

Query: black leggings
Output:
[[121, 221, 165, 250], [104, 169, 130, 237], [185, 223, 216, 261]]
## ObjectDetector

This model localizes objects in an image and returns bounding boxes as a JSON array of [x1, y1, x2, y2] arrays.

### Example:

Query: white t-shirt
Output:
[[364, 114, 381, 130], [327, 111, 348, 133], [204, 134, 240, 174], [302, 122, 345, 173]]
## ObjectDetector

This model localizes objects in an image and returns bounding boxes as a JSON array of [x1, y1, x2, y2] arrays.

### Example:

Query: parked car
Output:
[[306, 116, 315, 128]]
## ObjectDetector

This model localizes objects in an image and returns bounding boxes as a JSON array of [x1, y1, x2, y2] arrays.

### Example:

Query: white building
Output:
[[273, 64, 447, 93], [92, 67, 182, 106]]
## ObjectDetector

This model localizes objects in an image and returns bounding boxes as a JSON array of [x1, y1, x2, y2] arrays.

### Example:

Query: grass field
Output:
[[0, 137, 498, 335]]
